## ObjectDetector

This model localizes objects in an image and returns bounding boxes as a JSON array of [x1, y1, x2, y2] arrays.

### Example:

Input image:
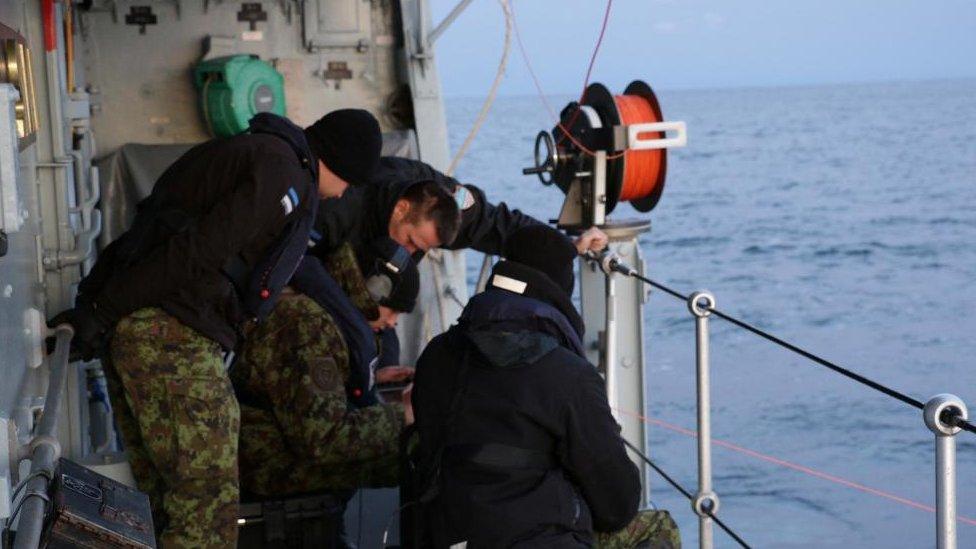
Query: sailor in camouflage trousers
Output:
[[104, 309, 241, 547], [232, 241, 416, 497]]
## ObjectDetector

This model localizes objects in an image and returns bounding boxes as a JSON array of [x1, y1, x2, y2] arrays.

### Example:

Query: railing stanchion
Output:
[[689, 291, 718, 549], [923, 394, 968, 549], [604, 271, 618, 415]]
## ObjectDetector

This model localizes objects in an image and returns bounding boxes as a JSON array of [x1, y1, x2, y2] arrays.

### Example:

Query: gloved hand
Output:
[[47, 303, 113, 362]]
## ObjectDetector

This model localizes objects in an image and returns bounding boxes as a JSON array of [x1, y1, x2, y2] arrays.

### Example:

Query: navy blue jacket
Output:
[[412, 267, 640, 548]]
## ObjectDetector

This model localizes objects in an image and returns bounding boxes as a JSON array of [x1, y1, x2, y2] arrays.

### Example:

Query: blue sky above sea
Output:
[[430, 0, 976, 96]]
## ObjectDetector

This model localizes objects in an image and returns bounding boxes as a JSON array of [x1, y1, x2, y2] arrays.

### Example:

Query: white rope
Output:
[[445, 0, 512, 177]]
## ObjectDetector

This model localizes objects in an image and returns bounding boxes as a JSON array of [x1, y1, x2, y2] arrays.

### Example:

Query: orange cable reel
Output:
[[539, 80, 670, 215]]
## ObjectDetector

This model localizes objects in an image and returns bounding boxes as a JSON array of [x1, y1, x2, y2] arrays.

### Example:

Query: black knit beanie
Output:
[[363, 237, 420, 313], [304, 109, 382, 187], [503, 225, 577, 296]]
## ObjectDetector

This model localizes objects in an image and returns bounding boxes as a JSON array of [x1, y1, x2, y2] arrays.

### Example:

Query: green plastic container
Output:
[[194, 55, 286, 137]]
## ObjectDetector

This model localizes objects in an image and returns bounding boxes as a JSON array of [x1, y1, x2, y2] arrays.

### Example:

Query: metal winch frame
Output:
[[523, 81, 687, 505]]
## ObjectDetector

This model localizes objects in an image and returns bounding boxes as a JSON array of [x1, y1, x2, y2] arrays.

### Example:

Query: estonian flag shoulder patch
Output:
[[280, 187, 300, 215]]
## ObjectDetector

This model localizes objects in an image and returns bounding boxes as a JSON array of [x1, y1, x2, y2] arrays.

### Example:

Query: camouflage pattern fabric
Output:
[[323, 242, 378, 319], [595, 509, 681, 549], [107, 307, 240, 549], [238, 403, 400, 496], [232, 292, 403, 498]]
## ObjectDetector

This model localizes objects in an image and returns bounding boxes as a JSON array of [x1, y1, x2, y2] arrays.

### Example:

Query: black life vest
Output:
[[225, 113, 319, 323], [289, 256, 380, 408], [78, 113, 318, 331]]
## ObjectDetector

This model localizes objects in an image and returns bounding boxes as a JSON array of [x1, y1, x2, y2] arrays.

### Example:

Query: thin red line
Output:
[[509, 0, 626, 160], [615, 407, 976, 527]]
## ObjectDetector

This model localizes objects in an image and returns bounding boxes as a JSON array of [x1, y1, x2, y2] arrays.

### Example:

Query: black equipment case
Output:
[[43, 459, 155, 548]]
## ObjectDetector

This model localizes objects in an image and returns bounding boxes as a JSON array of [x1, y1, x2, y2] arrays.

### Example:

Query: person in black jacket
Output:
[[308, 158, 607, 383], [312, 156, 609, 258], [410, 226, 679, 548], [50, 110, 383, 549]]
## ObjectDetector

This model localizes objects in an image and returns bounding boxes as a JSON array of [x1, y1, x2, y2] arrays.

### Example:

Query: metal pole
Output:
[[923, 394, 969, 549], [427, 0, 477, 45], [604, 272, 619, 414], [13, 325, 74, 549], [689, 291, 718, 549]]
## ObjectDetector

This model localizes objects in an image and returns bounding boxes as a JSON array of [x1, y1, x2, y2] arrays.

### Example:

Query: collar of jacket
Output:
[[462, 260, 585, 354], [459, 287, 584, 358], [248, 113, 318, 180]]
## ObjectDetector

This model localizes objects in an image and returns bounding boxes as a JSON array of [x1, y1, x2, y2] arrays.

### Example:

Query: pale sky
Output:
[[429, 0, 976, 95]]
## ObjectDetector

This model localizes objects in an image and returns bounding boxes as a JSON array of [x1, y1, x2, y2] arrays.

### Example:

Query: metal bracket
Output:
[[40, 152, 102, 270], [692, 491, 720, 517], [688, 291, 715, 318], [237, 2, 268, 32], [63, 90, 90, 124], [124, 6, 158, 34], [923, 393, 968, 549], [611, 121, 688, 151]]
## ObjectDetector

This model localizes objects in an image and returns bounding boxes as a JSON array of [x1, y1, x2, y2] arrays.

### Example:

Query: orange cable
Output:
[[614, 94, 664, 201], [614, 407, 976, 527]]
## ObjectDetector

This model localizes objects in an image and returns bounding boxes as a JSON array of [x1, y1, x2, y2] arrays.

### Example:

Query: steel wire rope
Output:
[[621, 439, 752, 548], [617, 408, 976, 528], [626, 271, 976, 435], [439, 0, 513, 316]]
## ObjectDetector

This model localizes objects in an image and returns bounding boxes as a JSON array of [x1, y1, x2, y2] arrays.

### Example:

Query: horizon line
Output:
[[441, 75, 976, 100]]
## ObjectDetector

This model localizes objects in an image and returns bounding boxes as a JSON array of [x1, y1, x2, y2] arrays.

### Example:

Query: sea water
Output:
[[446, 78, 976, 548]]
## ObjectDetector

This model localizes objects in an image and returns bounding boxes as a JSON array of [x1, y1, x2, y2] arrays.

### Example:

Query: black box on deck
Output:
[[237, 493, 345, 549], [43, 458, 155, 548]]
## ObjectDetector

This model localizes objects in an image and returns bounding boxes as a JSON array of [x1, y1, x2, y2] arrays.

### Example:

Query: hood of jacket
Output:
[[460, 286, 585, 364], [466, 329, 560, 370], [248, 113, 318, 180]]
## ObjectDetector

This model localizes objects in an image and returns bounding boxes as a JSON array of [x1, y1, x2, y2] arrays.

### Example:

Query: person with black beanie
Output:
[[408, 226, 681, 548], [49, 109, 384, 548], [303, 108, 383, 197]]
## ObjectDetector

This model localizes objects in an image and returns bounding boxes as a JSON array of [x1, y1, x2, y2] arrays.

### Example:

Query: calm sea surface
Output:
[[445, 79, 976, 548]]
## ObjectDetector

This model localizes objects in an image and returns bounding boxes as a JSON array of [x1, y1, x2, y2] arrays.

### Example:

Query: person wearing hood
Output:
[[409, 225, 680, 548], [49, 109, 383, 548], [307, 159, 607, 390], [232, 236, 420, 507]]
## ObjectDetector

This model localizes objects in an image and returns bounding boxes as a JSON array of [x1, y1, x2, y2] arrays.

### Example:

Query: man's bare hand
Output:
[[376, 365, 415, 384], [574, 226, 609, 254]]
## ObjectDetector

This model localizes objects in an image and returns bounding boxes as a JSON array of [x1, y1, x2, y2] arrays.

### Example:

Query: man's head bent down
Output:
[[388, 180, 461, 253]]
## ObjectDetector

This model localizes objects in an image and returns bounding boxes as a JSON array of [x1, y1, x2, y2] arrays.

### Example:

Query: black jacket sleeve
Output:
[[442, 184, 545, 255], [95, 154, 308, 321], [560, 366, 641, 533]]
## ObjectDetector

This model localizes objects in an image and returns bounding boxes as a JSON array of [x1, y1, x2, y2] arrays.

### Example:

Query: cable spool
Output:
[[614, 81, 667, 212], [539, 80, 668, 214]]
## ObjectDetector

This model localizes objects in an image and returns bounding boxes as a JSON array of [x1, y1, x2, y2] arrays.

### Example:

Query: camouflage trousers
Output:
[[232, 293, 402, 497], [595, 510, 681, 549], [105, 307, 240, 549]]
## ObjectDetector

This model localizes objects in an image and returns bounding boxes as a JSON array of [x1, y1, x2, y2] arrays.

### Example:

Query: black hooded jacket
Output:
[[78, 114, 317, 349], [411, 262, 641, 548], [311, 156, 543, 258]]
